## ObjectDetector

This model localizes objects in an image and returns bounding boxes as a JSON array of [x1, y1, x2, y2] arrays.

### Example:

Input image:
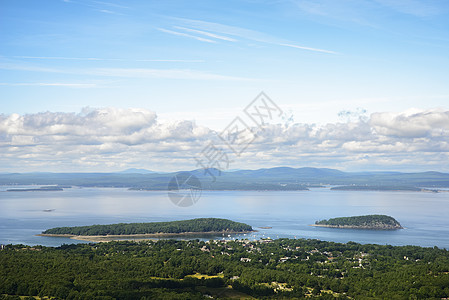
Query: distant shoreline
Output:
[[2, 185, 448, 193], [310, 224, 403, 230], [37, 230, 255, 242], [6, 188, 64, 192]]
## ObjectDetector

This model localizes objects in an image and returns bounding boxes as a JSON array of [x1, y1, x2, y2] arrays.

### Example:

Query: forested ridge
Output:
[[42, 218, 253, 236], [315, 215, 402, 229], [2, 168, 449, 188], [1, 239, 449, 299]]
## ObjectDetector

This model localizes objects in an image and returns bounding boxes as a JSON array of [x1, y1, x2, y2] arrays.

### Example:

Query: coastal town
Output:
[[2, 237, 447, 299]]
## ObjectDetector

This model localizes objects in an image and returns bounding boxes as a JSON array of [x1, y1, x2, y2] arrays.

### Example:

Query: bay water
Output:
[[1, 187, 448, 248]]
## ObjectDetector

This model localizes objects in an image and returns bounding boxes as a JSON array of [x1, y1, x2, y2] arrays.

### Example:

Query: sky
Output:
[[1, 0, 449, 173]]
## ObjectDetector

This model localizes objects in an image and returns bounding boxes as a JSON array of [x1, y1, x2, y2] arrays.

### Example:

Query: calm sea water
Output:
[[1, 187, 448, 248]]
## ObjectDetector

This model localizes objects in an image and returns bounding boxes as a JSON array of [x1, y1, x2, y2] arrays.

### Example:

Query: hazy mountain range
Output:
[[1, 167, 448, 190]]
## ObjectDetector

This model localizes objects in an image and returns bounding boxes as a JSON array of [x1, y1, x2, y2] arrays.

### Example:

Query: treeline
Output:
[[1, 239, 449, 299], [315, 214, 402, 227], [42, 218, 253, 236], [132, 182, 310, 191], [331, 185, 421, 191], [6, 186, 64, 192]]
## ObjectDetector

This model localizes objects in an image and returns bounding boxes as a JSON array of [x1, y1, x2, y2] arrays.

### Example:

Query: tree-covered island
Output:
[[313, 215, 403, 230], [39, 218, 254, 240]]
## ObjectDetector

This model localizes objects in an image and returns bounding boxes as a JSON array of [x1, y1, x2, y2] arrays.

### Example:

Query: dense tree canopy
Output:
[[1, 238, 448, 299], [315, 215, 402, 229], [42, 218, 253, 236]]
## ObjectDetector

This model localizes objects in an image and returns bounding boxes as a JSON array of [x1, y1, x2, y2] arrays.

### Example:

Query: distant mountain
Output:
[[119, 168, 156, 174], [229, 167, 345, 178], [189, 168, 222, 178], [0, 167, 448, 189]]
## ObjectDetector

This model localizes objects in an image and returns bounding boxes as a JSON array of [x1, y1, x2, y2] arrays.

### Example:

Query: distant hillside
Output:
[[228, 167, 345, 178], [119, 168, 156, 174], [0, 167, 448, 189]]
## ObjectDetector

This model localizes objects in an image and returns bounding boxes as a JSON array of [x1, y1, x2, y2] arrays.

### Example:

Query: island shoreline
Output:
[[310, 224, 403, 230], [37, 230, 256, 242]]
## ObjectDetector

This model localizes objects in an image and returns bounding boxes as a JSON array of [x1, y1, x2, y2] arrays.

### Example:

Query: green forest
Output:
[[1, 238, 449, 299], [42, 218, 253, 236], [315, 215, 402, 228]]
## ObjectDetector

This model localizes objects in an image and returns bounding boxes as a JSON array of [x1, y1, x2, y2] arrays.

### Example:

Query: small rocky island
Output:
[[313, 215, 403, 230], [38, 218, 254, 242]]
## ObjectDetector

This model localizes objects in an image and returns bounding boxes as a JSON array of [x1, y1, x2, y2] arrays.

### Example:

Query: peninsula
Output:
[[330, 185, 421, 192], [7, 186, 64, 192], [312, 215, 403, 230], [38, 218, 254, 242]]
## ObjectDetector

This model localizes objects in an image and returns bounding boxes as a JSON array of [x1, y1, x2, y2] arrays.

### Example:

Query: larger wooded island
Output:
[[313, 215, 403, 230], [39, 218, 254, 241]]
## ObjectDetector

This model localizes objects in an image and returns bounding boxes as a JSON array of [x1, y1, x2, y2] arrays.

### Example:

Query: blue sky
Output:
[[1, 0, 449, 172]]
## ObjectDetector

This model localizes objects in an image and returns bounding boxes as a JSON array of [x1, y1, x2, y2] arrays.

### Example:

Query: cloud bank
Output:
[[1, 107, 448, 172]]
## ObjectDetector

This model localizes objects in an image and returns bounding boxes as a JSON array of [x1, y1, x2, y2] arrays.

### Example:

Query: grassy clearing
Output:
[[186, 273, 224, 279]]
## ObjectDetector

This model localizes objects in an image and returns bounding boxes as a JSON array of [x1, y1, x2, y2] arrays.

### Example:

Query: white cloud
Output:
[[96, 9, 123, 15], [279, 43, 338, 54], [0, 61, 250, 81], [168, 17, 338, 54], [173, 26, 237, 42], [62, 0, 127, 15], [157, 28, 217, 43], [370, 109, 449, 138], [1, 107, 448, 172]]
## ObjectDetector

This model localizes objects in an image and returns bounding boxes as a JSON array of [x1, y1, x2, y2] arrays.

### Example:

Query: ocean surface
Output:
[[1, 186, 449, 248]]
